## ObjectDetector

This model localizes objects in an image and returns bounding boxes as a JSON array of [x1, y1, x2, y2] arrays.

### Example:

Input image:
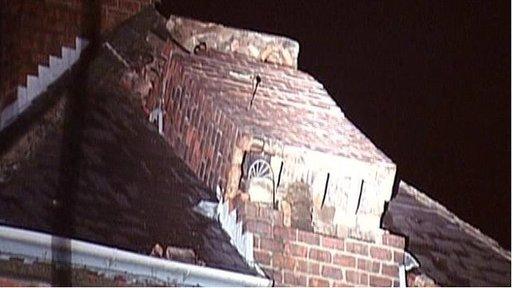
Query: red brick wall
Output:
[[159, 54, 240, 191], [0, 0, 156, 110], [0, 276, 49, 287], [233, 197, 405, 287]]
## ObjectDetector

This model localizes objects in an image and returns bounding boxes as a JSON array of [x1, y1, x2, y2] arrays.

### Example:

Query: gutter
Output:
[[0, 225, 272, 287]]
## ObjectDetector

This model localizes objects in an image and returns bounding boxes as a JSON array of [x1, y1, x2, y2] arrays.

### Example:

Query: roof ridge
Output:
[[399, 181, 511, 261]]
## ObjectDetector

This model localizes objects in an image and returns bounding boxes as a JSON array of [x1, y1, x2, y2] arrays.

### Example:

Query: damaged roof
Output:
[[0, 7, 256, 278], [172, 45, 393, 165], [382, 181, 511, 286]]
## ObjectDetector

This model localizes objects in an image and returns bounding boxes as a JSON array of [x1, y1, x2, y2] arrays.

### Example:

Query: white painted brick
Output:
[[235, 221, 243, 247], [49, 56, 65, 79], [17, 86, 30, 112], [69, 47, 79, 64], [61, 47, 73, 66], [226, 210, 237, 240], [244, 233, 255, 263], [3, 41, 89, 131], [26, 75, 41, 101], [38, 65, 51, 91]]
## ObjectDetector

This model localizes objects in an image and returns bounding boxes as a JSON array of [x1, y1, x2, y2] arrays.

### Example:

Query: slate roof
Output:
[[0, 7, 255, 276], [382, 181, 511, 286], [173, 48, 393, 165]]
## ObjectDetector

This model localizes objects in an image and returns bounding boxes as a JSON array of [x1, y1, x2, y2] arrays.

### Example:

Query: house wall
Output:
[[232, 195, 405, 287], [0, 0, 156, 110]]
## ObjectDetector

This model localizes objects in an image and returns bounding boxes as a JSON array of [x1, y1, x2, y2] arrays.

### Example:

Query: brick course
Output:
[[152, 54, 244, 193], [235, 200, 405, 286]]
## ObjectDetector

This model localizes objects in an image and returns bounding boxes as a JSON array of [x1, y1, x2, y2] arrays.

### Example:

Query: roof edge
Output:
[[0, 225, 272, 287], [399, 181, 511, 261]]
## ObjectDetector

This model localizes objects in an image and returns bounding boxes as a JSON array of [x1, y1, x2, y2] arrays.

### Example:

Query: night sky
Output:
[[158, 1, 510, 249]]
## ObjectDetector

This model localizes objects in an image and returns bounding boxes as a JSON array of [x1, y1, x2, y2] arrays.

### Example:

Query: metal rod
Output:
[[248, 75, 261, 109], [321, 173, 330, 208]]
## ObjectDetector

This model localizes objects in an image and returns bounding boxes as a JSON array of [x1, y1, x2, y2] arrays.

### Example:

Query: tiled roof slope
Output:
[[173, 49, 393, 165], [0, 7, 255, 276], [382, 181, 511, 286]]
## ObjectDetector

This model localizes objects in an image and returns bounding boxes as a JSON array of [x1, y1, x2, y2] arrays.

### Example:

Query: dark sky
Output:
[[158, 1, 511, 249]]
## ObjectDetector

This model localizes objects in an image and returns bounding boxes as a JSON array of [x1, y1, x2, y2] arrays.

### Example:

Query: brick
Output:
[[254, 250, 271, 265], [272, 253, 296, 270], [359, 273, 368, 286], [298, 230, 320, 245], [382, 234, 405, 249], [309, 248, 331, 263], [253, 235, 260, 249], [345, 242, 368, 256], [244, 219, 271, 234], [284, 242, 307, 258], [381, 264, 399, 277], [333, 254, 356, 267], [371, 261, 381, 273], [308, 277, 330, 287], [370, 275, 393, 287], [370, 246, 392, 261], [262, 267, 282, 285], [393, 251, 404, 264], [259, 206, 283, 224], [283, 270, 307, 286], [356, 258, 370, 271], [345, 270, 359, 284], [120, 0, 141, 13], [274, 226, 297, 242], [345, 270, 368, 285], [104, 0, 119, 8], [296, 259, 320, 275], [272, 274, 283, 286], [244, 202, 258, 219], [393, 279, 400, 287], [114, 275, 127, 285], [321, 265, 343, 280], [321, 235, 344, 250], [260, 237, 284, 253]]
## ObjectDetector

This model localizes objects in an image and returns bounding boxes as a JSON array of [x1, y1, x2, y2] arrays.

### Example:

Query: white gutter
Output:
[[0, 225, 272, 287]]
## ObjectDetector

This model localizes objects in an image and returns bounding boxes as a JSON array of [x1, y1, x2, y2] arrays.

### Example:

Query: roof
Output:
[[0, 7, 256, 278], [382, 181, 511, 286], [172, 47, 393, 165]]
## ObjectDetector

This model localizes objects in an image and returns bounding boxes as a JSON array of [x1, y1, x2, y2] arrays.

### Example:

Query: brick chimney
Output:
[[141, 14, 406, 286]]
